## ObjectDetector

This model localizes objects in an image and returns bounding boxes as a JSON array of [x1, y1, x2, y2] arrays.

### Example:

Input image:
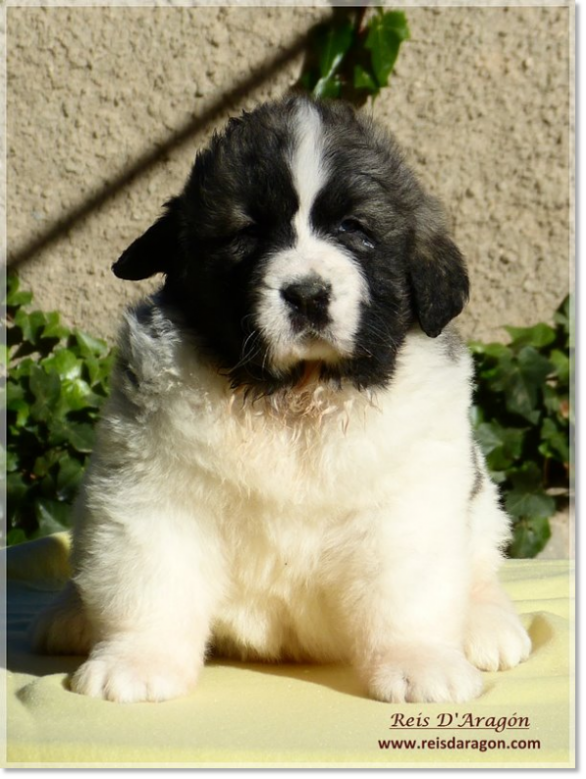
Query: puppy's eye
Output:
[[229, 222, 260, 252], [337, 218, 375, 249]]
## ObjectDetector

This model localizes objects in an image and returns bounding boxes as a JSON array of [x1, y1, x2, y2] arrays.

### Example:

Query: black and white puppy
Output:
[[34, 96, 531, 703]]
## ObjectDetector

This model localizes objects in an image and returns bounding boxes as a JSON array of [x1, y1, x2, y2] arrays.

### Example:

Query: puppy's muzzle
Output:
[[280, 276, 332, 332]]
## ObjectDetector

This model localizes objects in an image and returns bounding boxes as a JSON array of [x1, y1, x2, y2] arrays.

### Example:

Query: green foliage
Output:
[[4, 273, 115, 546], [298, 8, 410, 105], [470, 295, 572, 558]]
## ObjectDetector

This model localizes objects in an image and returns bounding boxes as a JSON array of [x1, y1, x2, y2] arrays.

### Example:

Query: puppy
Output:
[[33, 96, 531, 704]]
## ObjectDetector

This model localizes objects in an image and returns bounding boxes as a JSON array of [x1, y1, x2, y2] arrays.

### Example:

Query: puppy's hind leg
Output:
[[465, 575, 531, 672], [31, 580, 93, 656], [464, 472, 531, 672]]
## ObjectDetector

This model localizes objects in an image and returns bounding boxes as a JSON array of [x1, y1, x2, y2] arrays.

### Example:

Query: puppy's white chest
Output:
[[212, 505, 342, 662]]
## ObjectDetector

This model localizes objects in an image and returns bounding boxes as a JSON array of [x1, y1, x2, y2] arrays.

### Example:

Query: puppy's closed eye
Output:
[[336, 218, 376, 249]]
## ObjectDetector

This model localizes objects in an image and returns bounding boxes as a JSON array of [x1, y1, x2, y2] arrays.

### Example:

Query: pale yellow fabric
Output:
[[4, 534, 574, 768]]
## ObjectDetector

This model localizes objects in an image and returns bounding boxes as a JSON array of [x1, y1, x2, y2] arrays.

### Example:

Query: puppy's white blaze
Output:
[[255, 101, 369, 369], [290, 100, 327, 239]]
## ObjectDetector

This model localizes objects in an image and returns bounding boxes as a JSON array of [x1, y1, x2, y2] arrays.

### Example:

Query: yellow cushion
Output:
[[5, 534, 574, 767]]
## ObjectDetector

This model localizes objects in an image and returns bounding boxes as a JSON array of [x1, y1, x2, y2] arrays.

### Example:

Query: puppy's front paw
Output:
[[465, 604, 531, 672], [364, 644, 483, 704], [71, 642, 201, 703]]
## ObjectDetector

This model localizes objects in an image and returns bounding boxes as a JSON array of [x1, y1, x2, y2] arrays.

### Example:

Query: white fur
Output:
[[33, 307, 530, 703]]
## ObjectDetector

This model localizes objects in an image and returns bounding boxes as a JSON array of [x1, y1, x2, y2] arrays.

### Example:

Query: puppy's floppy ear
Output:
[[112, 198, 182, 281], [408, 196, 470, 338]]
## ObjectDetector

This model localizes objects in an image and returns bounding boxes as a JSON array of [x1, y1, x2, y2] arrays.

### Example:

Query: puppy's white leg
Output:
[[465, 476, 531, 671], [465, 576, 531, 672], [350, 568, 483, 704], [334, 449, 483, 704], [70, 504, 222, 703]]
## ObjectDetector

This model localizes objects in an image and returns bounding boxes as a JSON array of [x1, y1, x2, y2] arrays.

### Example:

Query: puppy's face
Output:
[[114, 97, 469, 391]]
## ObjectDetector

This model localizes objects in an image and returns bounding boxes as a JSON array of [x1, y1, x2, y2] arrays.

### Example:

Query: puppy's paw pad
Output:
[[366, 645, 483, 704], [465, 605, 531, 672], [71, 649, 199, 703]]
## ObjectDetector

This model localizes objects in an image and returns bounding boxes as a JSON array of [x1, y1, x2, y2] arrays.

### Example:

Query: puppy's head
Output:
[[114, 97, 469, 391]]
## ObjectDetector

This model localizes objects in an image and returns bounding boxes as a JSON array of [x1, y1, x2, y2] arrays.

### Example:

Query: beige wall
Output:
[[7, 4, 571, 344]]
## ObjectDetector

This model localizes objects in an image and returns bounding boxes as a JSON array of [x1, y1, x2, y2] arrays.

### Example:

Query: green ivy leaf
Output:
[[502, 347, 553, 424], [365, 10, 410, 88], [549, 348, 570, 385], [52, 420, 95, 454], [353, 64, 379, 93], [56, 457, 85, 501], [7, 394, 31, 428], [475, 348, 515, 394], [60, 378, 102, 413], [42, 348, 82, 381], [553, 294, 570, 333], [475, 421, 525, 471], [504, 322, 556, 350], [85, 350, 116, 391], [508, 516, 552, 559], [6, 380, 26, 405], [312, 20, 354, 99], [33, 450, 61, 478], [469, 341, 511, 360], [539, 417, 570, 464], [318, 20, 354, 80], [29, 365, 62, 421], [6, 449, 19, 472], [41, 311, 68, 341], [73, 330, 111, 360], [6, 274, 33, 309], [34, 498, 73, 534], [314, 74, 342, 100], [83, 356, 102, 386], [542, 384, 564, 418], [6, 528, 28, 546], [10, 357, 34, 381], [508, 461, 543, 491], [505, 486, 555, 520], [13, 308, 47, 347]]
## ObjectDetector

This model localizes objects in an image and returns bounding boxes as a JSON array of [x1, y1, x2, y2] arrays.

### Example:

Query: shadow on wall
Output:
[[8, 16, 331, 271]]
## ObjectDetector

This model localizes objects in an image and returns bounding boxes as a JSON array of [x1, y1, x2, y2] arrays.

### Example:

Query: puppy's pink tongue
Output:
[[296, 361, 321, 389]]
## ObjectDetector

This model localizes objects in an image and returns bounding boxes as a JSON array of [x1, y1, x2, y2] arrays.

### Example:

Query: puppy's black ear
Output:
[[409, 197, 469, 338], [112, 198, 182, 281]]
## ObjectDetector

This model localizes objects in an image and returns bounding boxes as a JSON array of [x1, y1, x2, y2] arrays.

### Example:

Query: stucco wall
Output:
[[7, 4, 571, 344]]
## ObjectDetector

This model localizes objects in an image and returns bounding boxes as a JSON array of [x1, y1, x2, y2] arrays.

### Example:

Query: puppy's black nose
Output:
[[281, 277, 332, 327]]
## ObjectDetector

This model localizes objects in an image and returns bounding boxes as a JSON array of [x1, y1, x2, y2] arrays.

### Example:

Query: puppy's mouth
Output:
[[294, 360, 326, 388], [274, 331, 344, 374]]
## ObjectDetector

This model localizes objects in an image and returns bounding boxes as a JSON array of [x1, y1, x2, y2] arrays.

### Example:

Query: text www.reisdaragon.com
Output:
[[378, 737, 541, 753]]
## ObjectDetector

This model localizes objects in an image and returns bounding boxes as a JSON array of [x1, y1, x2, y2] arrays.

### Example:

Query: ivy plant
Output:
[[4, 273, 115, 546], [470, 295, 572, 558], [298, 8, 410, 105]]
